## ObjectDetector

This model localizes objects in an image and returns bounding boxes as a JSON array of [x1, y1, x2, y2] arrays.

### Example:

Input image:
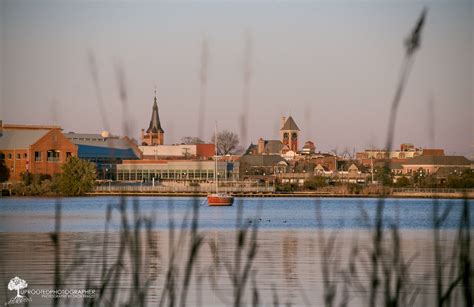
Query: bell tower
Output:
[[280, 116, 300, 152]]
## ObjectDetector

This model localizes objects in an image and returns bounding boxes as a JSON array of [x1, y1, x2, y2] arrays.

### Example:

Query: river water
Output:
[[0, 196, 472, 306]]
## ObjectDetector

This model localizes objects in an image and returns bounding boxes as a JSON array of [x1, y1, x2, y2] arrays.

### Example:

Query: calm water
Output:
[[0, 196, 473, 232], [0, 197, 472, 306]]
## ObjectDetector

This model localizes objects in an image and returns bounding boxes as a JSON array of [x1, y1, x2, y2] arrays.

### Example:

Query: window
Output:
[[23, 153, 27, 159], [0, 153, 4, 160], [16, 153, 21, 160], [47, 150, 60, 162], [8, 153, 12, 159], [66, 152, 72, 159], [283, 132, 289, 139], [35, 151, 42, 162]]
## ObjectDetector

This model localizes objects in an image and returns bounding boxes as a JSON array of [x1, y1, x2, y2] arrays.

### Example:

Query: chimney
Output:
[[258, 138, 265, 154], [280, 116, 286, 129]]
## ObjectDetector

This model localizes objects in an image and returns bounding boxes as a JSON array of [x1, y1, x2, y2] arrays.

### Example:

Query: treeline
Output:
[[276, 169, 474, 193], [11, 157, 96, 196]]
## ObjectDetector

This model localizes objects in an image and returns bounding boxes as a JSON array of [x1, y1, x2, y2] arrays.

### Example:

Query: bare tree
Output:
[[211, 130, 240, 155], [181, 136, 204, 145]]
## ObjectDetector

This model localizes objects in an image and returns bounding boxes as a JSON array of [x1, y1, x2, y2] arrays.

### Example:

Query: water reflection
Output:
[[0, 229, 465, 306]]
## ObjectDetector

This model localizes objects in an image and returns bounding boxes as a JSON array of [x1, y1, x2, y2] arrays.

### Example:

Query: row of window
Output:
[[116, 169, 238, 181], [0, 150, 72, 162], [0, 153, 28, 160]]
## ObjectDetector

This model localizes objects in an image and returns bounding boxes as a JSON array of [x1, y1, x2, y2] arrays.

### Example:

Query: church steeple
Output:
[[141, 89, 165, 146], [146, 95, 164, 134]]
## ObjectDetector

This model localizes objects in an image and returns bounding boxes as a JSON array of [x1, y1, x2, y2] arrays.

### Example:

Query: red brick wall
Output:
[[0, 149, 29, 181], [422, 149, 445, 156], [196, 144, 215, 158], [29, 129, 78, 178]]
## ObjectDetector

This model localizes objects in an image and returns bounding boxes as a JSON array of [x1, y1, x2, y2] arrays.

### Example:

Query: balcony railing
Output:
[[94, 184, 275, 193], [392, 188, 474, 194]]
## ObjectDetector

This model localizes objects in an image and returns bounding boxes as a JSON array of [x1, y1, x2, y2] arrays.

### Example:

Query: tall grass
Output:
[[4, 6, 471, 307]]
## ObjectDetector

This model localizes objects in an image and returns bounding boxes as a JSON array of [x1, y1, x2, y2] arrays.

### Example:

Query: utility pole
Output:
[[371, 156, 374, 184]]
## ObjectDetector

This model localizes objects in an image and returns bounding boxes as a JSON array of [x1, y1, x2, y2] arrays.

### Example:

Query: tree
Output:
[[8, 276, 27, 298], [211, 130, 240, 155], [394, 176, 411, 188], [181, 136, 204, 145], [446, 169, 474, 188], [56, 157, 96, 196], [304, 176, 327, 190], [0, 159, 9, 182], [374, 166, 392, 186]]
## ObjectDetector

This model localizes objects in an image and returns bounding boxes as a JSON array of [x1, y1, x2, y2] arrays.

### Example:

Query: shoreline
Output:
[[86, 191, 473, 199], [1, 191, 473, 199]]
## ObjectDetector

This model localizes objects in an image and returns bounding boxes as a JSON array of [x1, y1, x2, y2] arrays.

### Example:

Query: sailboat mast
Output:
[[214, 121, 218, 194]]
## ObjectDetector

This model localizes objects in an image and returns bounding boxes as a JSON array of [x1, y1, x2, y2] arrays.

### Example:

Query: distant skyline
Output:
[[0, 0, 472, 156]]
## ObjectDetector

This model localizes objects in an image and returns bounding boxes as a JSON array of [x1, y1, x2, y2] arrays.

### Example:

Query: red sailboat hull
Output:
[[207, 194, 234, 206]]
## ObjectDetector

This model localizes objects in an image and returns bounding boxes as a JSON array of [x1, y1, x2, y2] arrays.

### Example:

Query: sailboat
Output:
[[207, 123, 234, 206]]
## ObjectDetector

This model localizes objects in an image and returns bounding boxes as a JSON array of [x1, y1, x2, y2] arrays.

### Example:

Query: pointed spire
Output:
[[147, 89, 164, 134]]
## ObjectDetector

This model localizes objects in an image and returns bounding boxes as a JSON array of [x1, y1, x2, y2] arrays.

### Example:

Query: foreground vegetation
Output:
[[10, 157, 96, 196]]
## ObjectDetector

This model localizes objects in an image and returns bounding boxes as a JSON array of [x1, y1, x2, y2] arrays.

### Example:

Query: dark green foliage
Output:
[[446, 170, 474, 189], [304, 176, 327, 190], [412, 168, 437, 188], [56, 157, 96, 196], [11, 172, 55, 196], [275, 183, 298, 192], [0, 159, 9, 182], [394, 176, 411, 188], [374, 166, 392, 186]]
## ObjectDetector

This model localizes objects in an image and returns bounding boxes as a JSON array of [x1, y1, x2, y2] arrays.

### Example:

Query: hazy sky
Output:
[[1, 0, 472, 156]]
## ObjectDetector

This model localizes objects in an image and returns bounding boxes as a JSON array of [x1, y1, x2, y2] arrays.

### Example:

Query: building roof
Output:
[[280, 116, 300, 131], [264, 140, 284, 154], [65, 133, 133, 150], [147, 96, 164, 134], [246, 140, 285, 155], [403, 155, 471, 166], [2, 124, 61, 130], [434, 166, 469, 178], [0, 129, 50, 150], [239, 154, 287, 166], [245, 143, 257, 155]]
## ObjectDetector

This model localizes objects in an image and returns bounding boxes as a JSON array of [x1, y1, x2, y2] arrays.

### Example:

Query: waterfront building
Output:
[[139, 144, 214, 160], [356, 143, 445, 164], [116, 159, 239, 182], [141, 92, 164, 146], [65, 131, 140, 180], [0, 124, 77, 181], [401, 155, 471, 175]]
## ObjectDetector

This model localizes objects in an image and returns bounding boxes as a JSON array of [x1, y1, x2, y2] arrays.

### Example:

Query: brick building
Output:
[[0, 125, 77, 181]]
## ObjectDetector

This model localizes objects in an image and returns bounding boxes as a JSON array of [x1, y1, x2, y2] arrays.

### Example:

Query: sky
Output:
[[0, 0, 472, 156]]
